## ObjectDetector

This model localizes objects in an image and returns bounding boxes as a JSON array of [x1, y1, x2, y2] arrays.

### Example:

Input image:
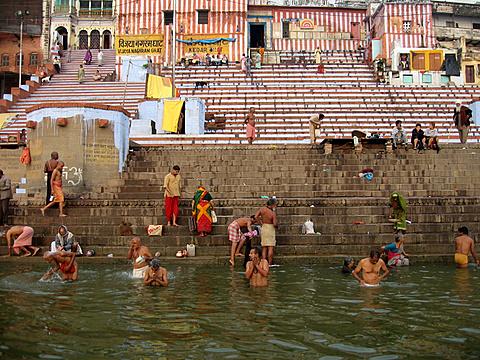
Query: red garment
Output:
[[317, 64, 325, 74], [60, 261, 76, 274], [165, 196, 179, 223], [20, 148, 31, 165], [196, 200, 212, 233]]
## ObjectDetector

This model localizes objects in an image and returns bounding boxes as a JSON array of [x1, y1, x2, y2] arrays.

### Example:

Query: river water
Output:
[[0, 262, 479, 359]]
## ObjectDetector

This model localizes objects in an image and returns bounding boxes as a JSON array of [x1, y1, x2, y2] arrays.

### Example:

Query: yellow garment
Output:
[[146, 75, 174, 99], [261, 224, 276, 247], [455, 253, 468, 266], [162, 99, 184, 133], [0, 113, 18, 129]]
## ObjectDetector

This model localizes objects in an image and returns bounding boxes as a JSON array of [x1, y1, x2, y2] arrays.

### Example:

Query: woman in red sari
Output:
[[192, 186, 214, 237]]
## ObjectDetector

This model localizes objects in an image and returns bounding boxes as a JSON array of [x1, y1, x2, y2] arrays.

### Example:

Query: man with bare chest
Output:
[[454, 226, 479, 268], [352, 250, 389, 286], [127, 237, 153, 279], [245, 107, 256, 144], [255, 198, 278, 265], [245, 247, 269, 287]]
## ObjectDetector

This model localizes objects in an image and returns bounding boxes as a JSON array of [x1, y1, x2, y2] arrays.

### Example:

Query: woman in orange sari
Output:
[[192, 186, 214, 237]]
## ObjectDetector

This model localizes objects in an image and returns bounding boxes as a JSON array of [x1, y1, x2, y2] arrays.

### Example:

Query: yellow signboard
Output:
[[115, 34, 164, 56], [182, 34, 230, 56]]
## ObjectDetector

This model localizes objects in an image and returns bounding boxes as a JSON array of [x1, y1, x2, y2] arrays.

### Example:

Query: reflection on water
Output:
[[0, 263, 480, 359]]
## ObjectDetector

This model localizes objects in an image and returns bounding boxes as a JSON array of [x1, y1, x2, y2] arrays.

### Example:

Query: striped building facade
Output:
[[117, 0, 248, 67], [268, 7, 367, 51], [370, 2, 435, 60]]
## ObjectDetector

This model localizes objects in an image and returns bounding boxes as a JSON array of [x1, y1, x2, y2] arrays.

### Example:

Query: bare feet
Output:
[[167, 222, 171, 226], [21, 252, 32, 257], [32, 247, 40, 256], [229, 259, 234, 266], [172, 223, 179, 227], [41, 208, 45, 216], [59, 214, 67, 217]]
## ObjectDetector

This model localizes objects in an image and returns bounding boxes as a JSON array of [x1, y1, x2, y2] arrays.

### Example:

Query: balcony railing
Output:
[[78, 9, 113, 17], [435, 26, 480, 41], [53, 5, 76, 15]]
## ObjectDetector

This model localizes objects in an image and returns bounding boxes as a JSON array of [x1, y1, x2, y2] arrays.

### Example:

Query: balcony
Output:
[[78, 8, 113, 18], [53, 5, 76, 15], [435, 26, 480, 43]]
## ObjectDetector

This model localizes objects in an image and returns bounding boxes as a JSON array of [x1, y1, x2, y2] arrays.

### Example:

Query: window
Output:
[[164, 11, 173, 26], [473, 23, 480, 30], [411, 52, 426, 70], [197, 10, 209, 25], [91, 1, 101, 9], [15, 53, 24, 66], [103, 1, 113, 9], [446, 21, 455, 28], [79, 0, 89, 9], [403, 21, 411, 33], [282, 21, 290, 39], [29, 53, 38, 66], [1, 54, 9, 66]]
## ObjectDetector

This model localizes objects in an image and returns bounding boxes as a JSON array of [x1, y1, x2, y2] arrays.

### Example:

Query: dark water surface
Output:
[[0, 262, 479, 359]]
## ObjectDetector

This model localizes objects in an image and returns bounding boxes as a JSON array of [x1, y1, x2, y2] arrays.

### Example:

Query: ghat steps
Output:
[[3, 146, 479, 259], [2, 50, 479, 146]]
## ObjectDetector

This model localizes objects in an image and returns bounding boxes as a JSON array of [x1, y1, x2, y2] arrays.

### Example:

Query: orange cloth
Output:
[[52, 179, 64, 202], [246, 123, 256, 139], [20, 148, 31, 165]]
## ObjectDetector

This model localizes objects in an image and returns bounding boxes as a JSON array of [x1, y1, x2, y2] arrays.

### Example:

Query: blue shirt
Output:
[[384, 242, 399, 253]]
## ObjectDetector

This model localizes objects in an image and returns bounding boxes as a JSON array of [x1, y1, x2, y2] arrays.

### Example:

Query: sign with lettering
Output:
[[115, 34, 164, 56], [182, 34, 230, 56]]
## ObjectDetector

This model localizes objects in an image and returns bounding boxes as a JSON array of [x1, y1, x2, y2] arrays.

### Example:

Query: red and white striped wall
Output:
[[372, 2, 435, 59], [117, 0, 248, 74], [271, 7, 366, 51]]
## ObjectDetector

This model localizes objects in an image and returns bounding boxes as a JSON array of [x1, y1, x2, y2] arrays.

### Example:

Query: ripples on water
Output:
[[0, 263, 479, 359]]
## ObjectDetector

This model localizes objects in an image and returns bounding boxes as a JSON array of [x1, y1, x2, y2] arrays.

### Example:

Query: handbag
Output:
[[211, 210, 218, 224], [188, 217, 197, 232]]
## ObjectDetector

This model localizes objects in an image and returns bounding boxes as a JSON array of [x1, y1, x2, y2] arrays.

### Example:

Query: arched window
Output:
[[90, 30, 101, 49], [1, 54, 9, 67], [79, 30, 89, 49]]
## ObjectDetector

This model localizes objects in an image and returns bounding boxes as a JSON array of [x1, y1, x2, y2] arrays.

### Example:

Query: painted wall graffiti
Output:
[[63, 166, 84, 186]]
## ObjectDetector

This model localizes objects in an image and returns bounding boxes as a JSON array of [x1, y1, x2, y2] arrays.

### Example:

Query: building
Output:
[[0, 0, 46, 96], [248, 0, 367, 54], [433, 0, 480, 84], [117, 0, 248, 67], [49, 0, 116, 51], [367, 1, 436, 62]]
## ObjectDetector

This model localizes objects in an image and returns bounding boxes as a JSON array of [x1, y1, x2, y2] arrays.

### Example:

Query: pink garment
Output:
[[246, 123, 256, 139], [13, 226, 34, 254]]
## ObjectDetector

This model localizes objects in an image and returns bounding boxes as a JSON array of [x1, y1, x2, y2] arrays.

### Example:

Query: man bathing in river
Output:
[[41, 243, 79, 281], [144, 258, 168, 287], [127, 237, 152, 279], [245, 247, 269, 287], [352, 250, 390, 286], [228, 215, 256, 266], [255, 198, 278, 265], [454, 226, 479, 268]]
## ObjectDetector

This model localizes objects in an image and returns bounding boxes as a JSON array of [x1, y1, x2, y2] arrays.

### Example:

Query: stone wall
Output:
[[0, 114, 124, 199]]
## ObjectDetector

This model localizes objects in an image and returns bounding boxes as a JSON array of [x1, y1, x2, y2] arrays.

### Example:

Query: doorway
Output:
[[90, 30, 100, 49], [103, 30, 112, 49], [249, 23, 265, 48], [465, 65, 475, 83], [79, 30, 88, 49], [55, 26, 68, 50]]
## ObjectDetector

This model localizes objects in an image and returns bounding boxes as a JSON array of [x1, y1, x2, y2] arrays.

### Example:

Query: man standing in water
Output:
[[144, 258, 168, 287], [352, 250, 389, 286], [127, 237, 153, 279], [44, 152, 59, 205], [255, 198, 278, 265], [41, 243, 79, 281], [245, 247, 269, 287], [454, 226, 479, 268]]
